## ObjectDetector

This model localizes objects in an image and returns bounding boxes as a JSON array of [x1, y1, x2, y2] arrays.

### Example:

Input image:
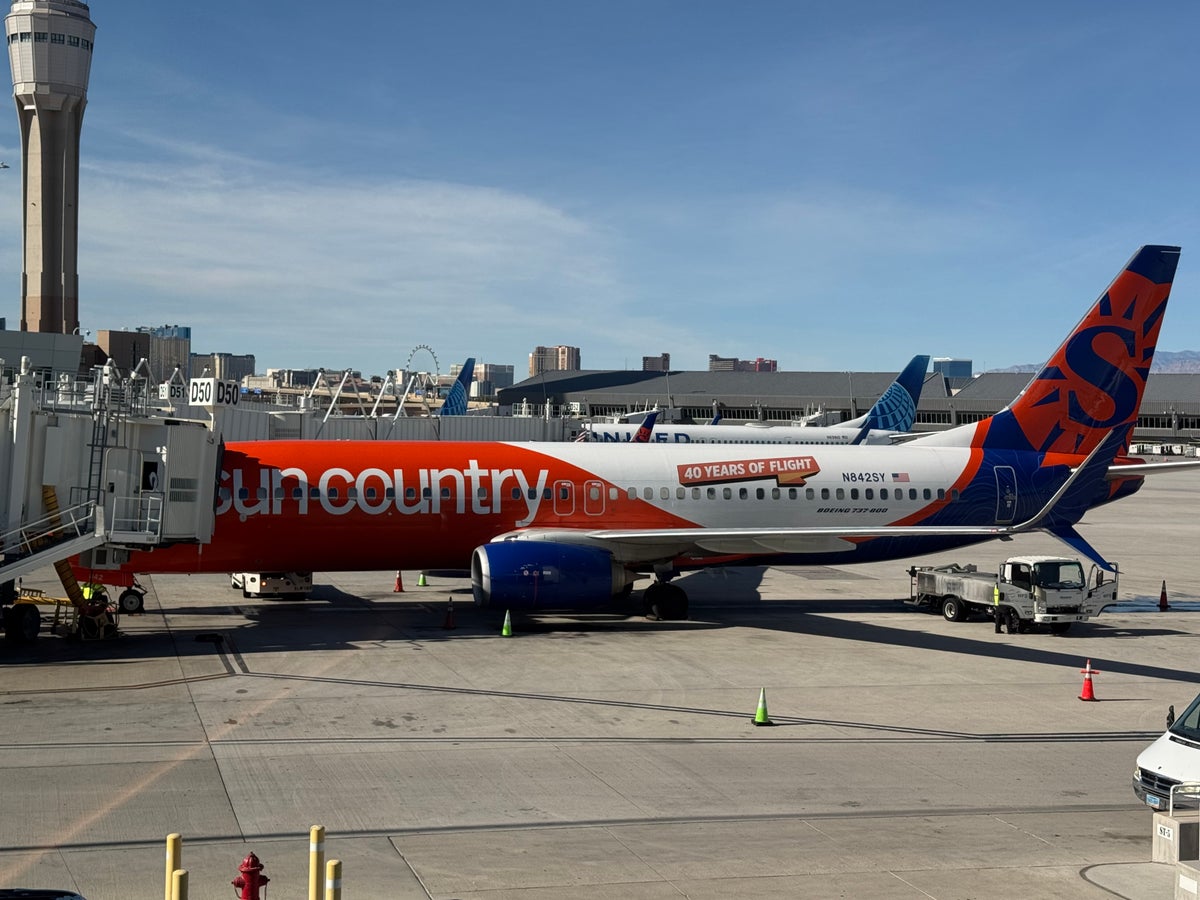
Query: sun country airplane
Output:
[[116, 245, 1181, 620], [583, 354, 930, 444]]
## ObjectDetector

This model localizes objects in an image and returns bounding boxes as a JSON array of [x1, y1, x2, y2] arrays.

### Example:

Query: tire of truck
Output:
[[1005, 608, 1021, 634], [941, 596, 966, 622]]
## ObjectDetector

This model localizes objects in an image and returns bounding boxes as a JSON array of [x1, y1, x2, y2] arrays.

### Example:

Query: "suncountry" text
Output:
[[217, 463, 551, 527]]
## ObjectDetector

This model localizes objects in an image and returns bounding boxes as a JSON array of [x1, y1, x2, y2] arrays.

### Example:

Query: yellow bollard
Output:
[[325, 858, 343, 900], [171, 868, 188, 900], [308, 824, 326, 900], [164, 834, 181, 900]]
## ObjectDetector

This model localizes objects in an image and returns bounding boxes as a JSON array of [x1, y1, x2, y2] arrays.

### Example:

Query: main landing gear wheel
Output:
[[644, 582, 689, 621], [3, 603, 41, 642], [118, 588, 145, 614]]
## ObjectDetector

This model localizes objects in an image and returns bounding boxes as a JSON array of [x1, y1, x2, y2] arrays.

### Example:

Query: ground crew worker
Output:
[[993, 584, 1003, 633]]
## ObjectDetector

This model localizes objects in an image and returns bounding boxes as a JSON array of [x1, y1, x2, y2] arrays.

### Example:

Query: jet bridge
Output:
[[1, 357, 221, 641]]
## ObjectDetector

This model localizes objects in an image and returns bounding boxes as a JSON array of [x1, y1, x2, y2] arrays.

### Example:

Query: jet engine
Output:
[[471, 542, 632, 610]]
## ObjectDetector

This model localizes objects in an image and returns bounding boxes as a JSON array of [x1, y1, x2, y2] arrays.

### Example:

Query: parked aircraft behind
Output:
[[438, 358, 475, 415], [583, 355, 930, 444], [115, 246, 1180, 620]]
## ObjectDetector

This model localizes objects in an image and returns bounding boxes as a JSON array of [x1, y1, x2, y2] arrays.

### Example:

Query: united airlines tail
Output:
[[859, 354, 930, 433], [439, 358, 475, 416]]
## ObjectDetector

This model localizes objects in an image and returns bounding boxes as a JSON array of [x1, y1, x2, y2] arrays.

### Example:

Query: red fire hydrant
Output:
[[232, 851, 270, 899]]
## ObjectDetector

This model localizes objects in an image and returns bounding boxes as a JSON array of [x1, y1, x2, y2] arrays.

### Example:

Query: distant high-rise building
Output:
[[139, 324, 191, 383], [457, 361, 514, 398], [95, 329, 149, 374], [933, 357, 973, 379], [708, 354, 777, 373], [642, 353, 670, 372], [6, 0, 96, 335], [190, 351, 256, 384], [529, 345, 581, 377]]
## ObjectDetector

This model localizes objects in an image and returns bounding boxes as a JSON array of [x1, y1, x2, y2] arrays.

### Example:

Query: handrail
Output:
[[1, 501, 97, 557]]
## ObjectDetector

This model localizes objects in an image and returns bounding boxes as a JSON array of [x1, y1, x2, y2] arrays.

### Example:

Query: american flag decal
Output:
[[891, 472, 910, 482]]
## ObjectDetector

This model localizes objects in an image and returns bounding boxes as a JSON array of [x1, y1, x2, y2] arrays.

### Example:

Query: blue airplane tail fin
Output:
[[633, 410, 659, 443], [440, 358, 475, 416], [861, 355, 929, 432]]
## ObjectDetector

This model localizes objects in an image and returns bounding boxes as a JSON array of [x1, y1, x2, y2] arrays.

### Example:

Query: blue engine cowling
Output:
[[471, 541, 630, 610]]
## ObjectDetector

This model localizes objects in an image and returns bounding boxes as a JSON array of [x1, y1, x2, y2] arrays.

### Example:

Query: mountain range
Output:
[[989, 349, 1200, 375]]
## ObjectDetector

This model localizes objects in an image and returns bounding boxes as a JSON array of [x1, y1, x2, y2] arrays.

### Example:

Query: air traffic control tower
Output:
[[4, 0, 94, 334]]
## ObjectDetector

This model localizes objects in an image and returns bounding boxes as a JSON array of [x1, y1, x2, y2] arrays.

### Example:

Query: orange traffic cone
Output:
[[393, 571, 404, 593], [442, 598, 456, 630], [1159, 580, 1170, 611], [1079, 659, 1100, 701]]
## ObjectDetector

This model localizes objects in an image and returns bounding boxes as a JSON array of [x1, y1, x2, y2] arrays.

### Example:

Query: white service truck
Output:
[[230, 572, 313, 599], [907, 555, 1117, 633]]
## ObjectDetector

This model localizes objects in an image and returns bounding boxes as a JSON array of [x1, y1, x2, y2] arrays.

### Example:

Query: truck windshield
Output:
[[1032, 561, 1084, 589], [1170, 693, 1200, 743]]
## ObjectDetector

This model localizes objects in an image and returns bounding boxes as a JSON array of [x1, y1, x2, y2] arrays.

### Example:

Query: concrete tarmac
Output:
[[2, 468, 1199, 898]]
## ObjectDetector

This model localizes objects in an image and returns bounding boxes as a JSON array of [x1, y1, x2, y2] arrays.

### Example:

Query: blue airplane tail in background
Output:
[[439, 358, 475, 416], [859, 354, 930, 433]]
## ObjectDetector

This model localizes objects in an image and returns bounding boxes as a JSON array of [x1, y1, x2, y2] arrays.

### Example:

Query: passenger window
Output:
[[821, 488, 830, 500], [722, 487, 732, 500], [660, 487, 670, 500], [850, 488, 859, 500], [739, 488, 749, 500], [805, 488, 814, 500], [707, 487, 716, 499], [880, 488, 889, 500], [908, 489, 917, 500], [691, 487, 701, 499], [923, 488, 932, 500], [865, 488, 873, 500]]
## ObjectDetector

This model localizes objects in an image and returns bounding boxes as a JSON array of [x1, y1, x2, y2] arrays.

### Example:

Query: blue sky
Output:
[[2, 1, 1198, 379]]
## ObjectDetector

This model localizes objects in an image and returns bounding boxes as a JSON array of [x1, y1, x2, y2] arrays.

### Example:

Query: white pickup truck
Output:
[[1134, 693, 1200, 811], [908, 555, 1118, 633]]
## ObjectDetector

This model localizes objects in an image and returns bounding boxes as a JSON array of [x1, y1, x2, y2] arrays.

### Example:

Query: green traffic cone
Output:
[[417, 572, 428, 587], [501, 610, 513, 637], [752, 688, 774, 726]]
